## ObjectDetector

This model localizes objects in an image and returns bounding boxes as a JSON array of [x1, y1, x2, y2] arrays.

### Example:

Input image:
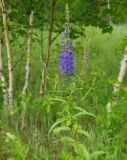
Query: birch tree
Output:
[[107, 0, 112, 25], [21, 10, 34, 129], [0, 37, 7, 105], [118, 47, 127, 83], [114, 46, 127, 92], [22, 10, 34, 96], [1, 0, 13, 106]]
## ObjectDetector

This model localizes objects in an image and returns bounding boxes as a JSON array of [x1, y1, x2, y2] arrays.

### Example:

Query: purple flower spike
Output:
[[67, 41, 72, 49], [59, 4, 74, 75], [59, 50, 74, 74]]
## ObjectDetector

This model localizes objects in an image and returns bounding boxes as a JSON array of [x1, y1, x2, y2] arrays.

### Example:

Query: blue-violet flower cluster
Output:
[[59, 4, 74, 75]]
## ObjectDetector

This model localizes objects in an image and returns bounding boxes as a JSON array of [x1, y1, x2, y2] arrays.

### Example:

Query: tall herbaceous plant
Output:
[[59, 4, 74, 75]]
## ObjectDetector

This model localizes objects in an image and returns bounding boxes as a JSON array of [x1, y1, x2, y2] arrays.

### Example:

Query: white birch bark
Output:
[[113, 46, 127, 92], [21, 11, 34, 129], [118, 47, 127, 83], [0, 38, 3, 72], [22, 11, 34, 96], [0, 37, 7, 105], [1, 0, 13, 106], [107, 0, 112, 25]]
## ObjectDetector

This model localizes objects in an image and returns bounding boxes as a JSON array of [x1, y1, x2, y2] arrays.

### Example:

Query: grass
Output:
[[0, 24, 127, 159]]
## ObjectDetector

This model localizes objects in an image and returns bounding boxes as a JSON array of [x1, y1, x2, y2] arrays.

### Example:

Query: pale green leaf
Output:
[[48, 118, 66, 135], [53, 126, 71, 134]]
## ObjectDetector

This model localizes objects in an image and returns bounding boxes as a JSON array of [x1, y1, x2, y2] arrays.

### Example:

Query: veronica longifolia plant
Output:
[[59, 4, 74, 75]]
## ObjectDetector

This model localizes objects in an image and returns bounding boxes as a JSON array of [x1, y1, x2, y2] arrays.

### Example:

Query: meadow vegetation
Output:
[[1, 0, 127, 159], [1, 24, 127, 159]]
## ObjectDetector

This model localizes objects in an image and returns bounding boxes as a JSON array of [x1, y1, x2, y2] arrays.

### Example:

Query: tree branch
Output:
[[39, 0, 56, 96]]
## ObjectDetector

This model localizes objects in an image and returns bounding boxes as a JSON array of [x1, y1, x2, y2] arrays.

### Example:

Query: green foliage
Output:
[[1, 0, 127, 158], [0, 131, 29, 159], [48, 105, 102, 160], [1, 23, 127, 159]]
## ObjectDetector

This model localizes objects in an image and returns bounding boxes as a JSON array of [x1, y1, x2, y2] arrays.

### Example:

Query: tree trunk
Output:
[[113, 46, 127, 92], [107, 0, 112, 25], [118, 47, 127, 83], [1, 0, 13, 106], [0, 38, 3, 73], [0, 37, 7, 105], [21, 10, 34, 129], [39, 0, 56, 96], [22, 10, 34, 96]]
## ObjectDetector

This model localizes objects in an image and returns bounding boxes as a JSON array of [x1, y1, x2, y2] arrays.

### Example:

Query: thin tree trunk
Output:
[[39, 0, 56, 96], [107, 0, 112, 25], [1, 0, 13, 106], [21, 11, 34, 130], [118, 47, 127, 83], [0, 38, 3, 81], [0, 37, 7, 105], [22, 10, 34, 96], [113, 46, 127, 92]]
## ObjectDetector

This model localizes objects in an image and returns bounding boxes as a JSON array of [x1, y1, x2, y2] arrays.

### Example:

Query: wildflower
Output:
[[59, 49, 74, 74], [59, 4, 74, 75]]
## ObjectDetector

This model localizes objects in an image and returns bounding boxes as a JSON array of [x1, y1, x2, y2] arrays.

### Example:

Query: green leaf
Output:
[[90, 151, 106, 159], [73, 143, 90, 160], [48, 118, 66, 135], [74, 107, 96, 118], [53, 126, 71, 135], [50, 97, 66, 103], [76, 129, 90, 139], [61, 136, 75, 143]]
